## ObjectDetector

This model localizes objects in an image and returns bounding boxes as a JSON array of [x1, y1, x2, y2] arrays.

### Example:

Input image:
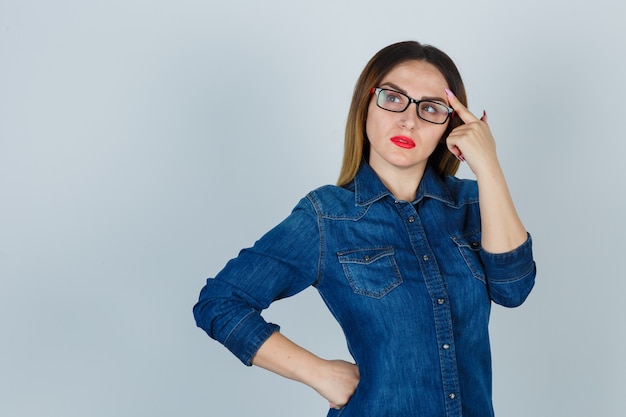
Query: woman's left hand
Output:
[[444, 88, 499, 177], [444, 88, 528, 254]]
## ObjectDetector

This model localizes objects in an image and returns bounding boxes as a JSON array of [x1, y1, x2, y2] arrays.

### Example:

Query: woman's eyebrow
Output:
[[380, 82, 448, 104], [379, 82, 406, 93], [422, 96, 449, 104]]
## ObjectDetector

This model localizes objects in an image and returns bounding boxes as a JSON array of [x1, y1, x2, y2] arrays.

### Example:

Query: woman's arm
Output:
[[473, 157, 527, 253], [444, 89, 527, 253], [194, 198, 359, 407], [252, 331, 360, 409]]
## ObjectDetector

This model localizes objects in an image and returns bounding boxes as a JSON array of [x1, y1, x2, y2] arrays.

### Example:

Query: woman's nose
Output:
[[399, 104, 420, 130]]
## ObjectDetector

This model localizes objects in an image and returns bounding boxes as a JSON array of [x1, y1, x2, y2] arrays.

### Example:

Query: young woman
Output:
[[194, 40, 536, 417]]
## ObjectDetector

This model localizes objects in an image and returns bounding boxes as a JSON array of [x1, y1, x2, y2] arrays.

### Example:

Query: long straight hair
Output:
[[337, 41, 468, 187]]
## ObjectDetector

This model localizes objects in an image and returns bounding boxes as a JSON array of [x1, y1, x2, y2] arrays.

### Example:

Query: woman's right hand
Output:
[[311, 359, 360, 409], [251, 332, 359, 409]]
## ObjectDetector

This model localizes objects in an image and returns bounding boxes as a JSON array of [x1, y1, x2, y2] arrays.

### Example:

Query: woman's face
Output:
[[365, 60, 450, 178]]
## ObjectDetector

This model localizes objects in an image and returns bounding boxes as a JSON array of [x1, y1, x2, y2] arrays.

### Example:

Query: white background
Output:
[[1, 1, 625, 416]]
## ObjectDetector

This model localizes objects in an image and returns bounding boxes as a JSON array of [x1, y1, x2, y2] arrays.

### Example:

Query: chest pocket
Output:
[[337, 247, 403, 299], [451, 231, 486, 283]]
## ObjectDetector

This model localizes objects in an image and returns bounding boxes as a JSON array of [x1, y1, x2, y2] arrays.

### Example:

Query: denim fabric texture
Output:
[[193, 162, 536, 417]]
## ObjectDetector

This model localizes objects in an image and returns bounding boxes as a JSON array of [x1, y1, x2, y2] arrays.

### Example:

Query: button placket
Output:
[[396, 199, 461, 415]]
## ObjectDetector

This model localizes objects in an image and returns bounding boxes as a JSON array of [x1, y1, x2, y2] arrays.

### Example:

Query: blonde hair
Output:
[[337, 41, 467, 187]]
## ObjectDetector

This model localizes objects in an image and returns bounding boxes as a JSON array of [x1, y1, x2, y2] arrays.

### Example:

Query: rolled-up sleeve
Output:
[[193, 197, 321, 365], [481, 233, 536, 308]]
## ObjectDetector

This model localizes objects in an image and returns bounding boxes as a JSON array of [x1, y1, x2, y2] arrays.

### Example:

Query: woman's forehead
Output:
[[380, 61, 448, 93]]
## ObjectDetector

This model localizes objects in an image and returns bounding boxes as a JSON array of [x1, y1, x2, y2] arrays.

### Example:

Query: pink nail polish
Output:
[[445, 88, 455, 98]]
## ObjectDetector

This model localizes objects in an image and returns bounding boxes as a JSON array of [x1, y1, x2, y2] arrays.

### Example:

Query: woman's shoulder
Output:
[[440, 175, 479, 205], [300, 183, 367, 219], [307, 183, 352, 197]]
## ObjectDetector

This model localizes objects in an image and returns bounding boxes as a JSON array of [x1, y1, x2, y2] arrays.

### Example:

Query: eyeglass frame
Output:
[[370, 87, 455, 125]]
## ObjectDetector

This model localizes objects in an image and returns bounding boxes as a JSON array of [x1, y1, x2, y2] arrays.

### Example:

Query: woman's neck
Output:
[[372, 163, 426, 202]]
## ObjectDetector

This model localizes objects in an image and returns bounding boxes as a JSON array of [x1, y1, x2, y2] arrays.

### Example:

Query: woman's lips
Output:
[[390, 136, 416, 149]]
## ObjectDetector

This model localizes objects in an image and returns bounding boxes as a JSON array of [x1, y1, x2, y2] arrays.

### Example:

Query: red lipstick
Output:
[[390, 136, 416, 149]]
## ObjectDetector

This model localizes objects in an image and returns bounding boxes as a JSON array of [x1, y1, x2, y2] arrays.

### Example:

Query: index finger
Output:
[[445, 88, 479, 123]]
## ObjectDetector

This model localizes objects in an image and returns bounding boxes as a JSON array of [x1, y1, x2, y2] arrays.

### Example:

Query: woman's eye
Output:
[[420, 102, 445, 114], [420, 103, 436, 113], [385, 93, 403, 103]]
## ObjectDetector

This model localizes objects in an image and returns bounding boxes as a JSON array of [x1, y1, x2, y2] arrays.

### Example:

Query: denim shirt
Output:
[[194, 162, 536, 417]]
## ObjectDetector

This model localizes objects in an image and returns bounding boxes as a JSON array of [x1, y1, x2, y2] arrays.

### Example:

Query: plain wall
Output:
[[1, 0, 625, 416]]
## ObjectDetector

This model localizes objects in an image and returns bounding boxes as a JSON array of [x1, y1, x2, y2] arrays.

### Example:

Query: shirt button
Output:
[[408, 216, 415, 222], [449, 393, 456, 400], [437, 298, 445, 305], [422, 255, 429, 261], [364, 255, 370, 261], [442, 344, 450, 350]]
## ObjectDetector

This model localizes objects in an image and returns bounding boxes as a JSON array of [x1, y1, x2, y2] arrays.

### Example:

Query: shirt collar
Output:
[[352, 161, 455, 206]]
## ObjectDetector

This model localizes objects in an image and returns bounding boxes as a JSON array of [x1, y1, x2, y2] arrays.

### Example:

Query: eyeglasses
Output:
[[371, 87, 454, 125]]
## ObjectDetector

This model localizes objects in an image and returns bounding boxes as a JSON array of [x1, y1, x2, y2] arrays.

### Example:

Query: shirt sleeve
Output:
[[480, 233, 536, 308], [193, 197, 321, 365]]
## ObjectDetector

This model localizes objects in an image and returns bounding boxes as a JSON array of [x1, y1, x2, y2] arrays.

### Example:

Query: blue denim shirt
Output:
[[194, 162, 536, 417]]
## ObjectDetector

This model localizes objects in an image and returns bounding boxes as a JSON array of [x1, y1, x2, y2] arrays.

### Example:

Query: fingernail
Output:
[[445, 88, 455, 98], [456, 154, 465, 162]]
